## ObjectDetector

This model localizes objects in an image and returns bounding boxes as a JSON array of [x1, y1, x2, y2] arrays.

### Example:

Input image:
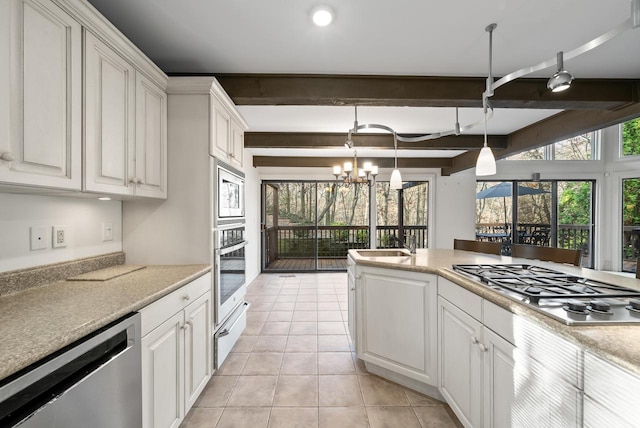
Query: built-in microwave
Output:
[[215, 160, 245, 220]]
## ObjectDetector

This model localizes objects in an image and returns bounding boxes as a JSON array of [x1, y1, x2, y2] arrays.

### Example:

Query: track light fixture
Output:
[[547, 52, 574, 92]]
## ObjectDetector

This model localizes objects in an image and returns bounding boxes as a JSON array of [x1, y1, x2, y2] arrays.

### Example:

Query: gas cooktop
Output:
[[452, 264, 640, 325]]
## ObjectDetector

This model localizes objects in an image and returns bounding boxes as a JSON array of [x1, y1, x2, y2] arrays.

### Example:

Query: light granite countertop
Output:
[[0, 264, 211, 381], [349, 248, 640, 376]]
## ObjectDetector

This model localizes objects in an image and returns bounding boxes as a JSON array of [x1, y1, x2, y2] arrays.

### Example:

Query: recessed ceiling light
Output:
[[98, 197, 112, 201], [311, 5, 334, 27]]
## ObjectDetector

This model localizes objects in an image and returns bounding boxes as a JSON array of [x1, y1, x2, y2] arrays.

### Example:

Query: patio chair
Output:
[[511, 244, 582, 266], [454, 239, 501, 255]]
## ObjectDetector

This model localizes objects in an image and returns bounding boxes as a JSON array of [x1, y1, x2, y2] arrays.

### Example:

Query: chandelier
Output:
[[332, 147, 378, 186]]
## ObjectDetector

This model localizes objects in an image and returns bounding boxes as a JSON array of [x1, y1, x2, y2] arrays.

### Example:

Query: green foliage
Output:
[[330, 221, 348, 241], [623, 178, 640, 226], [622, 118, 640, 156], [356, 229, 369, 244], [558, 182, 591, 225]]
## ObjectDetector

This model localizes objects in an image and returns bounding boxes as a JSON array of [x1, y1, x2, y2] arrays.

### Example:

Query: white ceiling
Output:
[[86, 0, 640, 159]]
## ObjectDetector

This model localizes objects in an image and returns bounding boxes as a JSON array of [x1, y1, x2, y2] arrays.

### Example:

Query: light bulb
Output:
[[311, 6, 334, 26], [333, 165, 342, 175], [371, 165, 378, 176], [343, 162, 352, 172]]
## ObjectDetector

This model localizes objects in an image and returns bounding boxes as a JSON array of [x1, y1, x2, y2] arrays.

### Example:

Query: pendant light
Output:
[[390, 133, 403, 189], [476, 109, 496, 176], [476, 24, 497, 176]]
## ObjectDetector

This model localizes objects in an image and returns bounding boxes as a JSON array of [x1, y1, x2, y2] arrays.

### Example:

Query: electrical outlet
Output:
[[30, 226, 48, 251], [52, 226, 67, 248], [102, 222, 113, 242]]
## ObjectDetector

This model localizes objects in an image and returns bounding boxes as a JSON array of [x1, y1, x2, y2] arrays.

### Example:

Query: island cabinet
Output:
[[0, 0, 82, 190], [438, 277, 583, 428], [347, 256, 357, 341], [140, 272, 212, 428], [583, 352, 640, 427], [354, 265, 438, 388]]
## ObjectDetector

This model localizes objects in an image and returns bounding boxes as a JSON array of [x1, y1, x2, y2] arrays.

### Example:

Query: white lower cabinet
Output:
[[438, 277, 582, 428], [141, 273, 212, 428], [356, 266, 438, 386], [438, 296, 483, 428]]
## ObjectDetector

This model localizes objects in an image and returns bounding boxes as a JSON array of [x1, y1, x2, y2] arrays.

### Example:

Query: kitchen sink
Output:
[[355, 249, 411, 257]]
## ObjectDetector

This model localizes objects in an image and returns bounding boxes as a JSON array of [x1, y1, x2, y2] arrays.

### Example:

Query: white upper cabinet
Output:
[[134, 72, 167, 198], [0, 0, 82, 190], [84, 30, 167, 199], [208, 80, 247, 170], [1, 0, 167, 197], [84, 30, 135, 196]]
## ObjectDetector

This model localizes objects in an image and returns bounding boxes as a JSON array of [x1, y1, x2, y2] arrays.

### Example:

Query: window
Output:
[[505, 132, 598, 161], [475, 180, 595, 268], [622, 178, 640, 273], [621, 118, 640, 157], [376, 181, 429, 249]]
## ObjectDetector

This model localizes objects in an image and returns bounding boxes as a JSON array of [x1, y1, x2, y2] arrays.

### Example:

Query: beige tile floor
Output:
[[181, 272, 460, 428]]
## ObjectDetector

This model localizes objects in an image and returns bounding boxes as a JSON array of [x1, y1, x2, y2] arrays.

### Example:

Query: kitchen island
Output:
[[348, 248, 640, 428]]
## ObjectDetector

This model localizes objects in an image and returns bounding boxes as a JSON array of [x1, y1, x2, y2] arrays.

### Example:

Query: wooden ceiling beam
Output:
[[444, 102, 640, 176], [215, 74, 638, 110], [245, 132, 508, 150], [253, 156, 452, 169]]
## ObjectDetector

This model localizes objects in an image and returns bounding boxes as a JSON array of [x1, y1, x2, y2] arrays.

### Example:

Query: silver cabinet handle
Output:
[[137, 178, 144, 185], [218, 328, 230, 337], [0, 152, 15, 162], [350, 288, 355, 291], [128, 177, 137, 184], [478, 344, 488, 352], [183, 294, 190, 301], [185, 320, 193, 327], [471, 336, 479, 344]]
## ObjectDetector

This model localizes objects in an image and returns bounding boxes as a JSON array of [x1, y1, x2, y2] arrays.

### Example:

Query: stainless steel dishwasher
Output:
[[0, 313, 142, 427]]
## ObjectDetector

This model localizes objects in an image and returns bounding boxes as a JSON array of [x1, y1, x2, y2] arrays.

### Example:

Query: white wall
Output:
[[243, 151, 261, 284], [0, 193, 122, 272]]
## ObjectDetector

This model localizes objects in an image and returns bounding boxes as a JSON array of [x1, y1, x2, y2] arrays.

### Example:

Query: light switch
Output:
[[102, 222, 113, 241], [30, 227, 48, 251]]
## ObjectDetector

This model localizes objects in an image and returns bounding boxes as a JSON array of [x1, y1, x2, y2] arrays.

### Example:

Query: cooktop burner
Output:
[[452, 264, 640, 325]]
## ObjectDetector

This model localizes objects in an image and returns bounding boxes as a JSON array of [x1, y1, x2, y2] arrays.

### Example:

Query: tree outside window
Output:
[[621, 118, 640, 157]]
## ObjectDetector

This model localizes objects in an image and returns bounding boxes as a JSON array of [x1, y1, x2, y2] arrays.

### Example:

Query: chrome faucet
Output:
[[390, 235, 417, 253]]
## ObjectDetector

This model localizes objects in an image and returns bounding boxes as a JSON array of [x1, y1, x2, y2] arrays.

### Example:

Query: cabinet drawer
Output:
[[141, 273, 211, 337], [584, 352, 640, 425], [438, 277, 482, 321], [215, 301, 248, 369]]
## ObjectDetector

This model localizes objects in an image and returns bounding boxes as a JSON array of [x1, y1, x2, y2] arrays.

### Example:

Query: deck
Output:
[[265, 257, 348, 271]]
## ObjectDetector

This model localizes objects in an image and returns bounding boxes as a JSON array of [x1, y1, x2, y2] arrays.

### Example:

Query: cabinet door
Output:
[[359, 268, 438, 385], [229, 120, 243, 169], [0, 0, 81, 190], [84, 30, 135, 195], [135, 72, 167, 198], [483, 327, 516, 428], [184, 292, 212, 412], [210, 99, 230, 160], [141, 311, 185, 428], [438, 296, 483, 428], [347, 259, 356, 345]]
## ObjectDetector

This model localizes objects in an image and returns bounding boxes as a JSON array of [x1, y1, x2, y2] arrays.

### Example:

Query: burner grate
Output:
[[452, 264, 640, 304]]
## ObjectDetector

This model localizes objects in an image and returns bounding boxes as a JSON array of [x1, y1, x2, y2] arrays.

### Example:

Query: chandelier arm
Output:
[[490, 18, 633, 94]]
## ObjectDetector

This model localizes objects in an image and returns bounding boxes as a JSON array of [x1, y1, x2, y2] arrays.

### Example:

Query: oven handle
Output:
[[218, 240, 248, 255]]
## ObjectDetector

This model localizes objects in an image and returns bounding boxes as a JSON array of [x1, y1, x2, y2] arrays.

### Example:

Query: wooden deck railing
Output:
[[265, 224, 428, 259]]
